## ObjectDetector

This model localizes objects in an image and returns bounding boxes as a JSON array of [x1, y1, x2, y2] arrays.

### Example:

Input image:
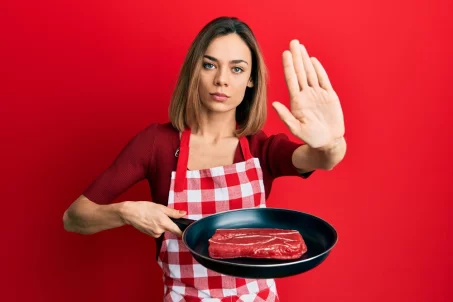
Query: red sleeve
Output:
[[82, 124, 157, 204], [251, 131, 314, 179]]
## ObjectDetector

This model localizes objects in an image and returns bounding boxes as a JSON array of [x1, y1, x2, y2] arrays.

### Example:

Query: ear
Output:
[[247, 77, 254, 88]]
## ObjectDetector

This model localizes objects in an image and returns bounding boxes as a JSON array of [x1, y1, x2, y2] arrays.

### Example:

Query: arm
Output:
[[63, 195, 186, 236], [62, 124, 185, 237], [63, 195, 126, 235], [292, 136, 346, 172]]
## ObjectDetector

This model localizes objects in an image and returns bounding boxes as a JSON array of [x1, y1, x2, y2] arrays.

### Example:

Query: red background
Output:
[[2, 0, 453, 301]]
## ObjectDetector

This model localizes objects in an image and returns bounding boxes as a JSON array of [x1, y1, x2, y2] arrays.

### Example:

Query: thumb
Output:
[[272, 102, 299, 133], [162, 206, 187, 219], [163, 217, 183, 237], [158, 206, 186, 237]]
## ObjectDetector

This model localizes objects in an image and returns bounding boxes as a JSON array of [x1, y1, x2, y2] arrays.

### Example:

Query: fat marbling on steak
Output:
[[208, 228, 307, 260]]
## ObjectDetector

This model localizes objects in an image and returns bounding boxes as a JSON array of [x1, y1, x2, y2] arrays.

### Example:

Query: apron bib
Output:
[[157, 128, 279, 302]]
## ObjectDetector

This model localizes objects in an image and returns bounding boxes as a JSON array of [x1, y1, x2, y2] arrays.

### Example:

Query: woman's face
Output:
[[198, 34, 254, 115]]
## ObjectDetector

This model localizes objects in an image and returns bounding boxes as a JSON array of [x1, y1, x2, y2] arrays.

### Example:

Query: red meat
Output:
[[208, 228, 307, 260]]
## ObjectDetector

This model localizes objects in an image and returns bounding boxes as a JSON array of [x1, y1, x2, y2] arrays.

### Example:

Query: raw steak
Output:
[[208, 228, 307, 260]]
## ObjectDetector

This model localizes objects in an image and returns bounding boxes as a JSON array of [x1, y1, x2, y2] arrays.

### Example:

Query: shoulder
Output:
[[138, 122, 178, 136], [121, 122, 179, 157], [123, 122, 179, 172], [246, 130, 268, 147], [143, 122, 180, 157], [133, 122, 179, 143], [153, 122, 179, 146]]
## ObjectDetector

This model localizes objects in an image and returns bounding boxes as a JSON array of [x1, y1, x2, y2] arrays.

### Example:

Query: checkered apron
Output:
[[157, 128, 279, 302]]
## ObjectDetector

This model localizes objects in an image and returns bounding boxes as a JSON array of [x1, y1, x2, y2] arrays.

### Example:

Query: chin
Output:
[[201, 98, 239, 114], [202, 102, 235, 114]]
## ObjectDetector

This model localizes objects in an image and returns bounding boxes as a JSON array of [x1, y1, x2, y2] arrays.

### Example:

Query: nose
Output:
[[214, 68, 229, 87]]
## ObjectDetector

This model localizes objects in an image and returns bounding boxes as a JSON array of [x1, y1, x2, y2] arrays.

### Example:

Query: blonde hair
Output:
[[169, 17, 268, 137]]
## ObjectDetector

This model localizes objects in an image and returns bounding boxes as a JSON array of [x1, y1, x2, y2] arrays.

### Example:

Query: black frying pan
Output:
[[171, 208, 337, 279]]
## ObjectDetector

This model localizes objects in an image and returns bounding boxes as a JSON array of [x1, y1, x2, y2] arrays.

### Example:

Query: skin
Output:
[[62, 34, 346, 238], [187, 34, 254, 170], [198, 34, 254, 120], [273, 40, 346, 172]]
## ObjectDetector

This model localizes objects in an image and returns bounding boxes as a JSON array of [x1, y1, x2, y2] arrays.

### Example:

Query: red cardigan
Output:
[[83, 122, 313, 206]]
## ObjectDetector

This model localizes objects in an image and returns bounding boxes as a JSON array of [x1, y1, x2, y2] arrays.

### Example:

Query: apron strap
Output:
[[174, 128, 253, 192], [174, 128, 190, 192], [239, 135, 253, 161], [236, 123, 253, 161]]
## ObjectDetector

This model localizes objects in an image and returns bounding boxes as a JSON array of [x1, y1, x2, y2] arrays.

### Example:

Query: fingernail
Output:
[[179, 210, 186, 214]]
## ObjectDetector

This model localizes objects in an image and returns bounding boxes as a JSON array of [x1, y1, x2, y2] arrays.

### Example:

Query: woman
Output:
[[63, 16, 346, 302]]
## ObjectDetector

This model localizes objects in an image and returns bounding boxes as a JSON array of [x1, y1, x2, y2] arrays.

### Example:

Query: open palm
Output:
[[273, 40, 345, 149]]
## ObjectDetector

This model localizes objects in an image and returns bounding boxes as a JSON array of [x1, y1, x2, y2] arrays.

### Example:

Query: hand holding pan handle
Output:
[[171, 217, 195, 232]]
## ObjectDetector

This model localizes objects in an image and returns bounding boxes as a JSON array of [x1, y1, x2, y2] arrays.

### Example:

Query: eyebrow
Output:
[[204, 55, 249, 65]]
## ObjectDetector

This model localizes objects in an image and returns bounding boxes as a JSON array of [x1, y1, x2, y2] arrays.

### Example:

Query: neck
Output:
[[191, 110, 237, 140]]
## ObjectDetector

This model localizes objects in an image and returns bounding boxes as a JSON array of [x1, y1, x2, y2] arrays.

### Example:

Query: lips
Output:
[[210, 92, 229, 102], [211, 92, 228, 97]]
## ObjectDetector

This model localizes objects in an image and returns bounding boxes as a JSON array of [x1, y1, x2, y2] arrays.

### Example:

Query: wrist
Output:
[[316, 136, 345, 152], [116, 201, 132, 225]]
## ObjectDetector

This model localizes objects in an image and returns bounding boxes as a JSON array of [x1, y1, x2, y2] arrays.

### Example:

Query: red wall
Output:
[[3, 0, 453, 301]]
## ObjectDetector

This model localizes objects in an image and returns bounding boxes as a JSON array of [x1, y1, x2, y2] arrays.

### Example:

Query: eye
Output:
[[233, 67, 244, 73], [203, 62, 215, 69]]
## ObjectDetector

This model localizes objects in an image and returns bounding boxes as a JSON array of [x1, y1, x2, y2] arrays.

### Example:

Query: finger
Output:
[[162, 217, 183, 237], [289, 40, 308, 89], [311, 57, 333, 91], [282, 50, 300, 100], [150, 230, 161, 238], [142, 228, 160, 238], [299, 44, 319, 87], [272, 102, 300, 134], [160, 205, 187, 219]]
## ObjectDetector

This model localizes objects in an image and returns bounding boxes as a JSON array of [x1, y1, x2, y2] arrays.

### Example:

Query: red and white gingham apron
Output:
[[157, 128, 279, 302]]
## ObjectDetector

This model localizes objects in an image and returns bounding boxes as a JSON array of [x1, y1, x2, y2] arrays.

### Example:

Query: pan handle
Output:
[[171, 217, 195, 232]]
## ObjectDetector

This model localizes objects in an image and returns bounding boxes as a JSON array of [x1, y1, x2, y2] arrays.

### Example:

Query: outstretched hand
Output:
[[273, 40, 345, 150]]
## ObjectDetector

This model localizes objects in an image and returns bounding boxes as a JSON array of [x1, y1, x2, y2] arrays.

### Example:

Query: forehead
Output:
[[205, 34, 252, 62]]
